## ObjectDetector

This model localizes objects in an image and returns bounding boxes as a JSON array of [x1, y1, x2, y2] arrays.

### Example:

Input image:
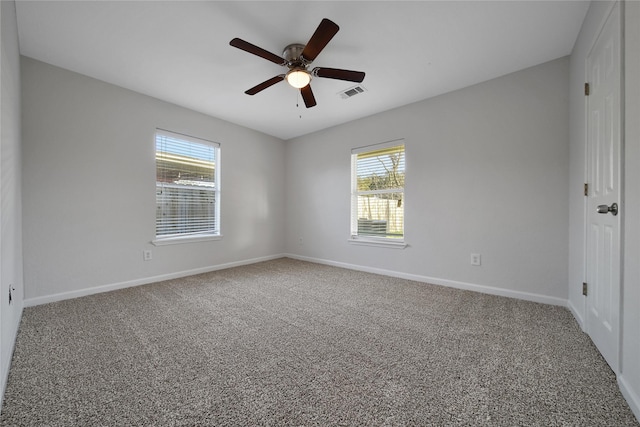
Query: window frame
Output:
[[152, 129, 221, 246], [349, 139, 407, 249]]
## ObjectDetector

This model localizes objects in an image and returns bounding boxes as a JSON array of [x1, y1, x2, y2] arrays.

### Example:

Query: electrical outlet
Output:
[[470, 253, 481, 266], [143, 250, 153, 261]]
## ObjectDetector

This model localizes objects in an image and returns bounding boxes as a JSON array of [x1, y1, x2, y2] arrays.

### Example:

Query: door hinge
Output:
[[585, 82, 590, 96], [584, 183, 589, 196], [583, 282, 588, 296]]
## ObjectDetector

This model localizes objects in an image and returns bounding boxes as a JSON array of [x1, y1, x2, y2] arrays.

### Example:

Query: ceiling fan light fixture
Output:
[[286, 69, 311, 88], [230, 18, 365, 107]]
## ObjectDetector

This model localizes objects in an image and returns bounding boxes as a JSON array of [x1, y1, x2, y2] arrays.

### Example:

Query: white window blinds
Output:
[[155, 130, 220, 239], [351, 141, 405, 239]]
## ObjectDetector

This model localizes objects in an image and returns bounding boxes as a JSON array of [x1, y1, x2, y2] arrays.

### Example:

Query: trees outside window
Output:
[[351, 141, 405, 240]]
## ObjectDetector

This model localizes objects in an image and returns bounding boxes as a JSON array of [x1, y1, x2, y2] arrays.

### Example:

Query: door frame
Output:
[[583, 0, 624, 373]]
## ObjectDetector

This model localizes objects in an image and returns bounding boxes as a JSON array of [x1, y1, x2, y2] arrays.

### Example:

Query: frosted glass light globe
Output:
[[286, 70, 311, 88]]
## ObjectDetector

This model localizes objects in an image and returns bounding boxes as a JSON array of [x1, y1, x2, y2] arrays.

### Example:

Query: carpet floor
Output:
[[1, 258, 638, 426]]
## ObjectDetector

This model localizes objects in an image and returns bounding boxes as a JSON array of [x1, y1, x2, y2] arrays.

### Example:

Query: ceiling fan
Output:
[[229, 18, 366, 108]]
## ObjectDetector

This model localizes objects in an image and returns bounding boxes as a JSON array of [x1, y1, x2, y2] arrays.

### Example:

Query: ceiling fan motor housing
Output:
[[283, 43, 308, 66]]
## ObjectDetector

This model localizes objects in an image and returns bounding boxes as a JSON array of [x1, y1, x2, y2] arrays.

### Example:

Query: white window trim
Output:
[[348, 235, 408, 249], [350, 139, 406, 244], [155, 129, 221, 242], [351, 139, 405, 154], [152, 233, 223, 246]]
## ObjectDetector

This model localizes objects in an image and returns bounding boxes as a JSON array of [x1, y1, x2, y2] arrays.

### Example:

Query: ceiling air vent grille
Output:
[[339, 85, 367, 99]]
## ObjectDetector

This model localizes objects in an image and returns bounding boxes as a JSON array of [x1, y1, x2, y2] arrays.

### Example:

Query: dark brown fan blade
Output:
[[300, 85, 317, 108], [314, 67, 365, 83], [245, 75, 285, 95], [230, 38, 286, 65], [300, 18, 339, 62]]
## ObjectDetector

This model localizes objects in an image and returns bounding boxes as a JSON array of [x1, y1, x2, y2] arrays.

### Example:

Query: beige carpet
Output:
[[1, 258, 638, 426]]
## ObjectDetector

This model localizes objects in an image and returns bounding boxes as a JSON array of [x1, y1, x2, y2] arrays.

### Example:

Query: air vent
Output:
[[339, 85, 367, 99]]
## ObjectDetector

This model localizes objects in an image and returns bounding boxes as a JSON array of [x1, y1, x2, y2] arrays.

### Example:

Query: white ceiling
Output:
[[15, 1, 590, 140]]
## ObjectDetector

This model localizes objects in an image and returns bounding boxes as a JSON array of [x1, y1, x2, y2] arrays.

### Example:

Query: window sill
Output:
[[152, 234, 223, 246], [348, 237, 407, 249]]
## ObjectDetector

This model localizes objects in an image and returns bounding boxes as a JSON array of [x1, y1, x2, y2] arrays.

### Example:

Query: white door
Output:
[[585, 2, 622, 373]]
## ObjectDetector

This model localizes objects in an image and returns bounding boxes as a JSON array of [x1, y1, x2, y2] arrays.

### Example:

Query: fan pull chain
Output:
[[297, 91, 302, 119]]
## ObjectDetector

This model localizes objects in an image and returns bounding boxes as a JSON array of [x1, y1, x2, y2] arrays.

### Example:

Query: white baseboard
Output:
[[25, 252, 568, 309], [619, 375, 640, 423], [24, 254, 286, 307], [284, 253, 568, 307], [1, 303, 23, 414], [567, 299, 586, 331], [25, 252, 569, 309]]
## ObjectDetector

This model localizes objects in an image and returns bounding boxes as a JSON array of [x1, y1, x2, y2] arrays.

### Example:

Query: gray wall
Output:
[[621, 0, 640, 419], [619, 2, 640, 419], [285, 57, 569, 304], [0, 0, 24, 407], [21, 57, 286, 303]]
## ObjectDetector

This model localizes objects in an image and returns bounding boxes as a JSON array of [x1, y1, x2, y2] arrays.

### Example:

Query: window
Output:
[[350, 140, 405, 245], [155, 129, 220, 242]]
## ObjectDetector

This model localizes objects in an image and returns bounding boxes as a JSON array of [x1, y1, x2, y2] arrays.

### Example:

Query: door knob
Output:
[[597, 203, 618, 216]]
